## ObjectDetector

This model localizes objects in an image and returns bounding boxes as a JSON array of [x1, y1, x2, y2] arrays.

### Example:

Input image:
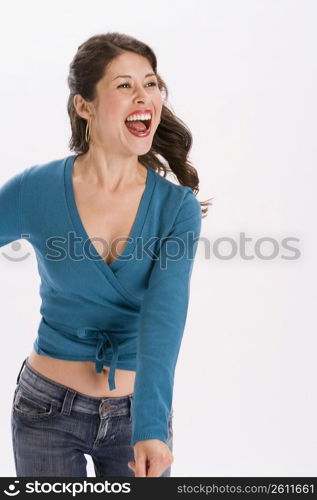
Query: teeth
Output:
[[126, 113, 152, 121]]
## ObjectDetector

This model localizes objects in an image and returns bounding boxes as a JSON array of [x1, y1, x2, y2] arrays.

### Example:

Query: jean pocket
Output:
[[13, 385, 58, 420]]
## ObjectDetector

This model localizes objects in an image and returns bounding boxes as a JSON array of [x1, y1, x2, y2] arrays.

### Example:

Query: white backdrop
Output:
[[0, 0, 316, 477]]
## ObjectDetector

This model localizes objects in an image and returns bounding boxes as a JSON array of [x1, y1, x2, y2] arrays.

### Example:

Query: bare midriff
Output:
[[27, 349, 136, 398]]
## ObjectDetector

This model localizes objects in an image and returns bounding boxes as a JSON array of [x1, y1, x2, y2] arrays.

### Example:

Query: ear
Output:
[[73, 94, 91, 121]]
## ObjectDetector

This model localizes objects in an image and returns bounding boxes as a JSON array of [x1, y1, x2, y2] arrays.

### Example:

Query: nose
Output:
[[133, 84, 150, 103]]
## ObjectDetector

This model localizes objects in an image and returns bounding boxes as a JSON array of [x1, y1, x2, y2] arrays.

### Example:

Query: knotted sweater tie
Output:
[[76, 326, 119, 390]]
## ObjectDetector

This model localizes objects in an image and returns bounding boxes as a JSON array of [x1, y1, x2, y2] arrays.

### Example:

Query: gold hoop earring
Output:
[[85, 116, 91, 143]]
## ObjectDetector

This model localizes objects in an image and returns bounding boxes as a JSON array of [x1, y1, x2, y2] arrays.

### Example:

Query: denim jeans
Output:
[[11, 357, 173, 477]]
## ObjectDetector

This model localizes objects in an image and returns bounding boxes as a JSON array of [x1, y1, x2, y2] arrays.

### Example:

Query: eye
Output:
[[118, 81, 157, 89]]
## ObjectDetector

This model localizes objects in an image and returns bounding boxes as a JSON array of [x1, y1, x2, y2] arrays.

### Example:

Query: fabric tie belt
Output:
[[76, 326, 119, 390], [39, 317, 128, 391]]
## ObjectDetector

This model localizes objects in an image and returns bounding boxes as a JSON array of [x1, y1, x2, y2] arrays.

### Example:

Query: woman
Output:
[[2, 32, 211, 477]]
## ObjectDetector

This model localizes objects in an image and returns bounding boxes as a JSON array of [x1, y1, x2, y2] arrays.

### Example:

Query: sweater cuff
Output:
[[130, 431, 169, 446]]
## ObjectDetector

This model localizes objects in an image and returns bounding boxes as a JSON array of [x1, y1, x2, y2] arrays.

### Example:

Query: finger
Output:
[[135, 457, 147, 477], [146, 462, 163, 477], [128, 461, 136, 473]]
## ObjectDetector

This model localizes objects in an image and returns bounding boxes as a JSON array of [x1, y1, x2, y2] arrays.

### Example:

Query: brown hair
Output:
[[67, 32, 212, 217]]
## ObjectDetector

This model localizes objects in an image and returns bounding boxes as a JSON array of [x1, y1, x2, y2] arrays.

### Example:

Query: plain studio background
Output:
[[0, 0, 316, 477]]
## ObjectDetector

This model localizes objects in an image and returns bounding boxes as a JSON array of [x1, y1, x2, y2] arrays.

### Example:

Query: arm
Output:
[[131, 188, 202, 446], [0, 170, 26, 248]]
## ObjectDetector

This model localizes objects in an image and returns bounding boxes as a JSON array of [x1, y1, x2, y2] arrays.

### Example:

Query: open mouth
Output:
[[124, 116, 152, 134], [141, 118, 151, 130]]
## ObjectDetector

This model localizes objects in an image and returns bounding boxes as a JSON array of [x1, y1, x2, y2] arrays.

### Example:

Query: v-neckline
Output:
[[64, 154, 155, 275]]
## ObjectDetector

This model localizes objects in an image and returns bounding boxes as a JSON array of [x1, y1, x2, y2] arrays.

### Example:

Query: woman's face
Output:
[[89, 51, 163, 156]]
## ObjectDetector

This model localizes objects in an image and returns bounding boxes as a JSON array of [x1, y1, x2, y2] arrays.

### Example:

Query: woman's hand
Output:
[[128, 439, 174, 477]]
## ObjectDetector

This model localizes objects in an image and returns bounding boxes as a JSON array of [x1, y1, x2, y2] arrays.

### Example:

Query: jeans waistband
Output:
[[16, 357, 134, 417]]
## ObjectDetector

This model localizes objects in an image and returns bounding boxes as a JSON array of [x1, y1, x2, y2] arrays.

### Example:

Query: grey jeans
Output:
[[11, 357, 173, 477]]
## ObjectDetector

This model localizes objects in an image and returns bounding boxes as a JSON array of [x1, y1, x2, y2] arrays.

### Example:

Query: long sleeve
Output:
[[131, 189, 202, 445], [0, 170, 26, 248]]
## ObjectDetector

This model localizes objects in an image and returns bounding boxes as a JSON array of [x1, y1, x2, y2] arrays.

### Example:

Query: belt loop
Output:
[[61, 388, 77, 416], [16, 357, 28, 385]]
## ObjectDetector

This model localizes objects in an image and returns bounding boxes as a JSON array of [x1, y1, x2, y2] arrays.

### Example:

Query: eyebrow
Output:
[[112, 72, 156, 81]]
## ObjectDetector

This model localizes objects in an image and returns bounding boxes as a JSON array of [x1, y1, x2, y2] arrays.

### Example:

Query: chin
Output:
[[130, 144, 152, 157], [125, 134, 153, 154]]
